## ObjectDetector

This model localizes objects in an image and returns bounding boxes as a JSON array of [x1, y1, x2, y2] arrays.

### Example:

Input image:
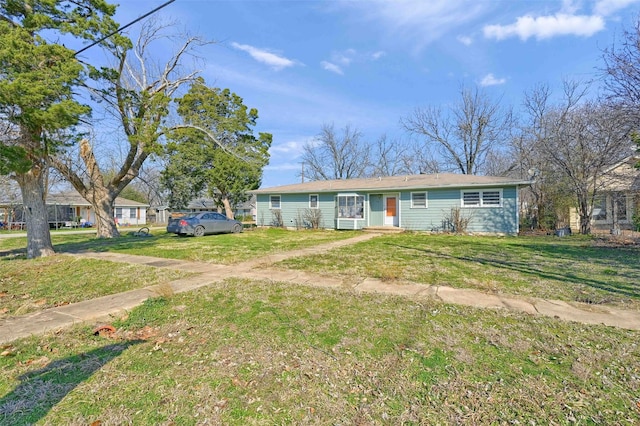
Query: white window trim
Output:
[[336, 194, 365, 219], [269, 194, 281, 209], [309, 194, 319, 209], [593, 193, 632, 223], [410, 191, 428, 208], [461, 189, 503, 208]]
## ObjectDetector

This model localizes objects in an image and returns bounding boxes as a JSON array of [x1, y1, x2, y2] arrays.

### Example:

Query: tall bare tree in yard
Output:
[[370, 134, 411, 177], [0, 0, 119, 258], [524, 81, 634, 234], [50, 20, 206, 238], [602, 16, 640, 169], [401, 85, 513, 175], [301, 123, 371, 180]]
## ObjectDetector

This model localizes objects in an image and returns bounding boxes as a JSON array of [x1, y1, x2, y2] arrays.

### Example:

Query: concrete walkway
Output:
[[1, 233, 639, 344]]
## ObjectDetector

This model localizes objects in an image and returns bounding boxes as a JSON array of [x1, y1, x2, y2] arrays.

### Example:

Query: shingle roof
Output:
[[46, 192, 149, 207], [253, 173, 532, 194], [0, 191, 149, 207]]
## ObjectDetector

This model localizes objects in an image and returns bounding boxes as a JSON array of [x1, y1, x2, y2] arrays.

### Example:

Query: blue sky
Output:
[[111, 0, 640, 188]]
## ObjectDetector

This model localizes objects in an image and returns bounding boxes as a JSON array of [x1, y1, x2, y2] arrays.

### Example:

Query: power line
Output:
[[74, 0, 176, 56]]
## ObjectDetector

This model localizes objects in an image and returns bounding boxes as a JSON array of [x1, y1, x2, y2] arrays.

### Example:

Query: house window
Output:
[[482, 191, 501, 206], [462, 192, 480, 207], [309, 194, 319, 209], [411, 192, 427, 208], [461, 189, 502, 207], [592, 196, 607, 221], [270, 195, 281, 209], [337, 195, 364, 219], [115, 208, 123, 219], [130, 208, 137, 219], [614, 193, 627, 221]]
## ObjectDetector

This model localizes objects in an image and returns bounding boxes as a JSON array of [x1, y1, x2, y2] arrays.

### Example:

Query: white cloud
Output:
[[321, 49, 387, 75], [321, 61, 344, 75], [265, 161, 304, 172], [484, 13, 605, 41], [336, 0, 490, 50], [594, 0, 640, 16], [479, 73, 506, 86], [457, 35, 473, 46], [270, 140, 306, 156], [230, 42, 297, 70], [335, 49, 356, 65]]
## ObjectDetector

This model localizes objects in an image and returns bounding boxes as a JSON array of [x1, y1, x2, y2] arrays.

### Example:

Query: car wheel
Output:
[[232, 223, 242, 233], [194, 226, 205, 237]]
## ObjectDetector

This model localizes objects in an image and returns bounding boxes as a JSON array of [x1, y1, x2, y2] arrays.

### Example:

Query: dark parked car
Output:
[[167, 212, 243, 237]]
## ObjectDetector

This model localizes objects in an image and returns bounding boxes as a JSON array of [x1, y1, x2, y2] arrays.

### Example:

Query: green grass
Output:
[[278, 233, 640, 308], [0, 228, 361, 264], [1, 280, 638, 424], [0, 256, 191, 317], [0, 228, 360, 319]]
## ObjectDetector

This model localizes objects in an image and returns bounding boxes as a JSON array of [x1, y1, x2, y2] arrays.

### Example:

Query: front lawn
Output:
[[0, 228, 361, 264], [277, 233, 640, 308], [1, 280, 638, 424], [0, 256, 191, 318], [0, 228, 360, 318]]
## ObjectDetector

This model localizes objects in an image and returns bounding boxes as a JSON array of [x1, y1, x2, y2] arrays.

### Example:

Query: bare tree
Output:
[[132, 164, 168, 207], [602, 16, 640, 168], [50, 20, 207, 237], [524, 81, 634, 234], [370, 134, 410, 177], [301, 123, 371, 180], [602, 17, 640, 110], [400, 142, 441, 175], [401, 85, 513, 175]]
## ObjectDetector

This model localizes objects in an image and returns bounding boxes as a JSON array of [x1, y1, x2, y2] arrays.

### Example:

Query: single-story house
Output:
[[253, 173, 532, 235], [0, 191, 149, 229], [570, 156, 640, 232]]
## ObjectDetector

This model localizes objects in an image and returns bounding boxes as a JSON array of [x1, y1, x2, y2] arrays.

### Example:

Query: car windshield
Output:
[[184, 213, 199, 219]]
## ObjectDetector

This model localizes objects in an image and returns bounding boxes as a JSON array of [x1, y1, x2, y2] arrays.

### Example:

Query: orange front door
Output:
[[386, 197, 397, 216]]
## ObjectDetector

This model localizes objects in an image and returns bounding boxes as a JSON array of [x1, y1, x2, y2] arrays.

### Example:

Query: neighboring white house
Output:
[[0, 191, 149, 228], [164, 196, 256, 221], [570, 156, 640, 232]]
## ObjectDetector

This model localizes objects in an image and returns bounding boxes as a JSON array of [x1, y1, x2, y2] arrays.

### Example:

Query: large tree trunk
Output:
[[92, 188, 120, 238], [51, 140, 123, 239], [577, 199, 592, 235], [15, 167, 55, 258], [222, 196, 234, 219]]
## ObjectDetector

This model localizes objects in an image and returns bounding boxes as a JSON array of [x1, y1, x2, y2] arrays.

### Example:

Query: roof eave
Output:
[[253, 179, 533, 194]]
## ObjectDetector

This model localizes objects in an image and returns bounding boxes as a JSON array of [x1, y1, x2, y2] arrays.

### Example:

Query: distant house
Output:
[[570, 156, 640, 232], [0, 191, 149, 229], [163, 196, 256, 222], [252, 174, 532, 235]]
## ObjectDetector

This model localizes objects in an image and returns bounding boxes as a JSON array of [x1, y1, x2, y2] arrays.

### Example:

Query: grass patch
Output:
[[0, 228, 361, 264], [0, 256, 190, 318], [278, 233, 640, 308], [1, 280, 638, 424]]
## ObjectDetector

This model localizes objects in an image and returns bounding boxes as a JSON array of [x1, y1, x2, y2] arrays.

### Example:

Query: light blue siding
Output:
[[256, 193, 337, 229], [256, 185, 520, 234], [398, 187, 518, 234]]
